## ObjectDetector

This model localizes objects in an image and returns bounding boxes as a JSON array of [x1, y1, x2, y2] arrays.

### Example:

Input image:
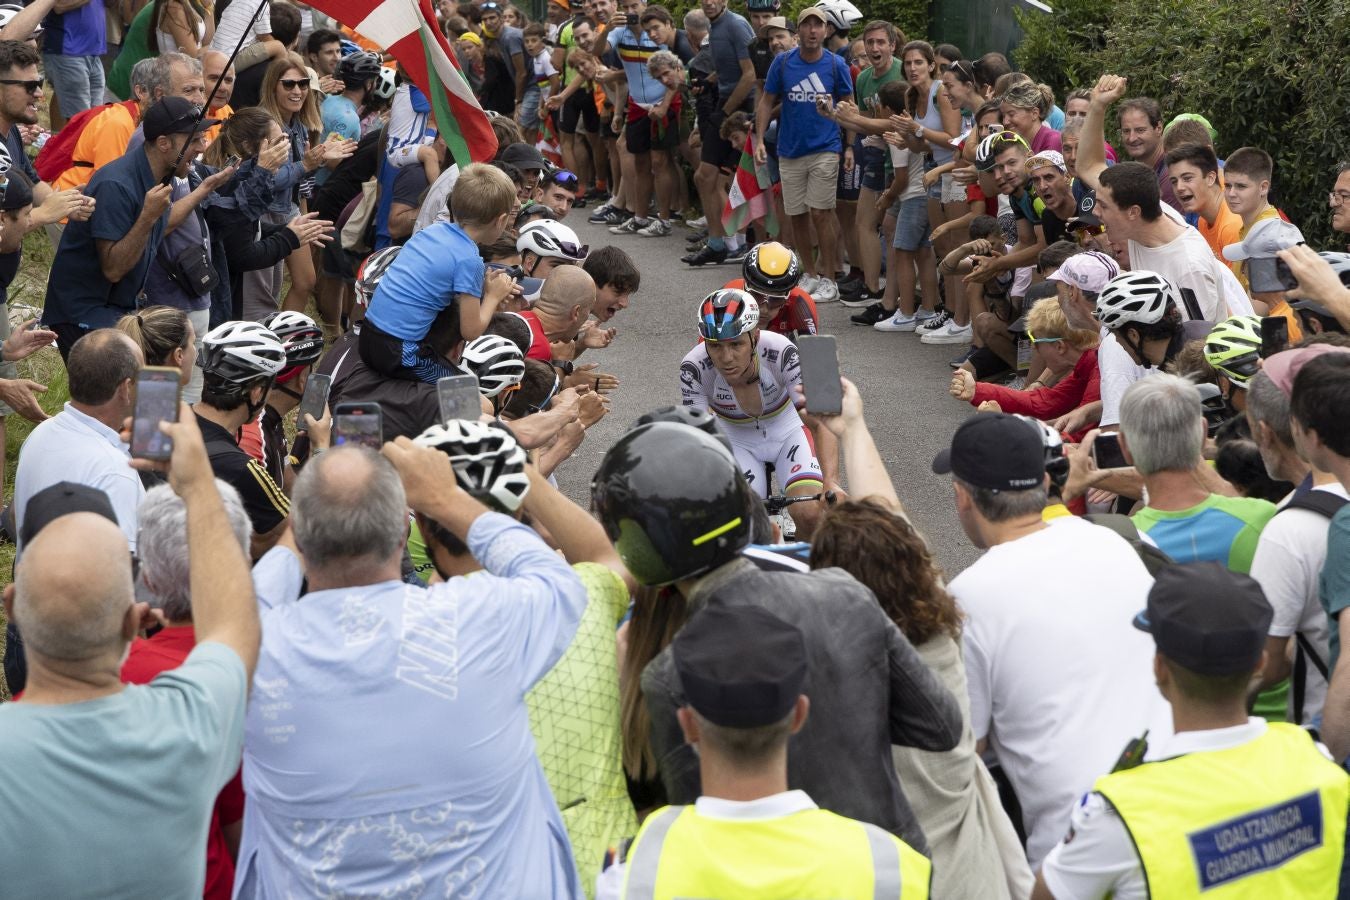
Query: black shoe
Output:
[[572, 196, 587, 209], [596, 207, 631, 226], [949, 346, 978, 368], [725, 245, 748, 264], [838, 275, 866, 296], [685, 243, 728, 266], [850, 302, 888, 326], [840, 288, 882, 308], [686, 229, 708, 243]]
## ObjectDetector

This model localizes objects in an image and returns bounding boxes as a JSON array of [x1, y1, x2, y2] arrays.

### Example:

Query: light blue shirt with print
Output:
[[235, 513, 589, 899]]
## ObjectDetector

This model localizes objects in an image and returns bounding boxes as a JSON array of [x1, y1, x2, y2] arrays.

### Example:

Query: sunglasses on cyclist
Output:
[[0, 79, 42, 94], [279, 78, 311, 92], [529, 370, 562, 413], [749, 289, 789, 305], [1026, 328, 1062, 345], [557, 240, 589, 259], [548, 169, 579, 190]]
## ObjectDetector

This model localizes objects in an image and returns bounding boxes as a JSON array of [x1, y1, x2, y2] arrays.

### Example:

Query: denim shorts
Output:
[[893, 196, 931, 250], [924, 156, 943, 202], [519, 86, 542, 129], [858, 143, 888, 193]]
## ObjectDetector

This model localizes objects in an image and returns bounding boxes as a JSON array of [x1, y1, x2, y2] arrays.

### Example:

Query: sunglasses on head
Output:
[[279, 78, 311, 91], [548, 169, 579, 189], [0, 78, 41, 94], [1026, 327, 1062, 345], [946, 60, 975, 82]]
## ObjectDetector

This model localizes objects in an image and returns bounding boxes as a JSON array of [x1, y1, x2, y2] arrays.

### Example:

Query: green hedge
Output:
[[1014, 0, 1350, 248]]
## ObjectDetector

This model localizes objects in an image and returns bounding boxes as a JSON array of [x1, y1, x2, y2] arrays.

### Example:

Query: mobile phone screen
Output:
[[1093, 432, 1129, 470], [438, 374, 482, 424], [333, 404, 383, 450], [1260, 316, 1290, 359], [795, 335, 843, 416], [131, 367, 181, 461], [297, 373, 331, 429]]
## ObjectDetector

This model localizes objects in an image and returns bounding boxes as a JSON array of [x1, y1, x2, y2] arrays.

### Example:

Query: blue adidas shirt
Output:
[[763, 47, 852, 159]]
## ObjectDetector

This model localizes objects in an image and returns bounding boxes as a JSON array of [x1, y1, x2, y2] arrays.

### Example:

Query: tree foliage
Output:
[[1014, 0, 1350, 247]]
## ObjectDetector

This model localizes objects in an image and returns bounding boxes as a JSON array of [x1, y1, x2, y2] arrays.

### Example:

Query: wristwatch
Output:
[[553, 359, 575, 376]]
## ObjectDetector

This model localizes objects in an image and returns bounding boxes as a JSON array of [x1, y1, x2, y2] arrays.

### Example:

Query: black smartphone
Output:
[[1247, 256, 1299, 294], [1260, 315, 1290, 358], [1092, 431, 1129, 470], [332, 401, 383, 450], [795, 335, 843, 415], [437, 374, 482, 423], [130, 366, 181, 461], [297, 373, 331, 430]]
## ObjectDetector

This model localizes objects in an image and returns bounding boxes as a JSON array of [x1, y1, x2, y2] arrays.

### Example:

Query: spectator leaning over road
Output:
[[0, 410, 259, 898], [754, 5, 853, 301], [520, 264, 598, 361], [812, 380, 1033, 899], [583, 244, 641, 322], [598, 604, 934, 900], [1035, 564, 1350, 900], [1246, 347, 1350, 728], [934, 412, 1169, 867], [42, 96, 227, 359], [237, 438, 587, 898], [593, 420, 964, 853], [192, 321, 291, 559], [121, 480, 253, 900], [1289, 352, 1350, 761]]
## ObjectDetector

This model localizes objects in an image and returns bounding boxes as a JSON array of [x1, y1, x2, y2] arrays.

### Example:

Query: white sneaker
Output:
[[637, 217, 672, 237], [813, 278, 839, 303], [920, 321, 974, 345], [687, 215, 707, 228], [874, 310, 919, 332], [799, 273, 822, 295], [918, 308, 952, 333]]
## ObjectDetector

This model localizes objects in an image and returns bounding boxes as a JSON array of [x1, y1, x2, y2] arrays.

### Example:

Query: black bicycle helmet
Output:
[[742, 241, 802, 296], [632, 404, 731, 451], [591, 422, 752, 586], [337, 51, 383, 86]]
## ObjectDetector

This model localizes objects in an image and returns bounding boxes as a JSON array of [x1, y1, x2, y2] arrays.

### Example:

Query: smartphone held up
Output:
[[130, 366, 182, 461]]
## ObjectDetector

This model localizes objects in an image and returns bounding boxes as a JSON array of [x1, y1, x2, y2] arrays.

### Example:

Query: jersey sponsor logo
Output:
[[781, 344, 800, 376], [790, 463, 801, 473], [1188, 791, 1324, 890], [680, 361, 701, 391], [786, 71, 829, 103], [762, 347, 779, 364]]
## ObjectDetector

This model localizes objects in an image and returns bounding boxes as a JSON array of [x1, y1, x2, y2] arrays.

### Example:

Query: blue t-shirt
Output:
[[43, 0, 106, 56], [321, 94, 362, 143], [1320, 505, 1350, 671], [365, 221, 484, 342], [764, 48, 852, 159], [42, 147, 167, 330], [706, 9, 754, 105], [608, 26, 666, 106]]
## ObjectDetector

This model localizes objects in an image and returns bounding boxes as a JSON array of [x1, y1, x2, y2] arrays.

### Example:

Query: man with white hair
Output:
[[121, 480, 254, 900], [0, 409, 259, 897]]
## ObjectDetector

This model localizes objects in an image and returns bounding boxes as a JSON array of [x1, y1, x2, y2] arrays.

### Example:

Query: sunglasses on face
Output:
[[749, 289, 788, 305], [279, 79, 311, 92], [0, 79, 41, 94], [530, 371, 562, 413]]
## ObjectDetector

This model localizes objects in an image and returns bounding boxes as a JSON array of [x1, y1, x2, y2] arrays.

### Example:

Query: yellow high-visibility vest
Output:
[[619, 802, 931, 900], [1094, 722, 1349, 898]]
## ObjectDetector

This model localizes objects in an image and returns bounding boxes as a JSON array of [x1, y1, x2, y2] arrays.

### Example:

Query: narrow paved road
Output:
[[552, 216, 985, 578]]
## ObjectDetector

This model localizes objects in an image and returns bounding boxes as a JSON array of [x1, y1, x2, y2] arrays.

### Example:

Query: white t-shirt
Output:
[[1248, 483, 1348, 724], [888, 146, 927, 201], [1096, 330, 1151, 428], [210, 0, 272, 54], [951, 516, 1170, 868], [1128, 212, 1237, 322], [1039, 719, 1334, 900]]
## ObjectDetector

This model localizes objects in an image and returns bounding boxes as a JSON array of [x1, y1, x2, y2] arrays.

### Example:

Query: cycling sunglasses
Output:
[[557, 240, 589, 259], [989, 131, 1030, 152], [1026, 327, 1062, 345], [748, 289, 789, 305], [529, 370, 562, 413], [547, 169, 580, 190]]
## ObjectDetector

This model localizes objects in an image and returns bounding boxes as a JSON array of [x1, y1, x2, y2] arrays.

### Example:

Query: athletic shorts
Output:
[[560, 87, 598, 134], [858, 142, 888, 193], [779, 151, 839, 216], [321, 240, 358, 282], [836, 147, 862, 201], [893, 196, 931, 251], [723, 414, 823, 498]]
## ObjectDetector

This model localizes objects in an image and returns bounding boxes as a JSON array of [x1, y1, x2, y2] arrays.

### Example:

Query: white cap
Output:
[[1223, 217, 1304, 262]]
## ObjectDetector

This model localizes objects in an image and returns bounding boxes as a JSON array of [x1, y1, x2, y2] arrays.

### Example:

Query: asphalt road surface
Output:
[[552, 216, 985, 579]]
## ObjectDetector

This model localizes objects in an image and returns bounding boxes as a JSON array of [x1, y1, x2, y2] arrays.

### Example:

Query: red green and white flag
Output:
[[722, 134, 779, 237], [536, 113, 563, 168], [309, 0, 498, 166]]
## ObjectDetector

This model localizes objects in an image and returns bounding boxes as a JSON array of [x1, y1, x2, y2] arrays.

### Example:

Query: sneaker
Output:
[[918, 308, 952, 334], [587, 203, 614, 224], [637, 217, 672, 237], [725, 244, 748, 263], [949, 347, 978, 368], [685, 243, 728, 266], [813, 278, 840, 303], [920, 321, 974, 345], [686, 229, 708, 244], [837, 276, 866, 297], [610, 216, 648, 235], [597, 207, 631, 226], [840, 288, 882, 308], [850, 302, 889, 326], [869, 311, 934, 335], [687, 214, 707, 228], [799, 273, 822, 295]]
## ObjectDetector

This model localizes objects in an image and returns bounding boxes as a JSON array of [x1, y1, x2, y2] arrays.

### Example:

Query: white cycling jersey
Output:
[[678, 332, 823, 497]]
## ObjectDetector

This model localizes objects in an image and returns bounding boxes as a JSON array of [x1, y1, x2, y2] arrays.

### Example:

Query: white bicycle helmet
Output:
[[814, 0, 861, 33], [356, 245, 401, 307], [200, 321, 286, 384], [260, 310, 324, 368], [413, 420, 531, 512], [516, 220, 589, 261], [462, 334, 525, 398], [0, 4, 41, 35], [1319, 251, 1350, 287], [1095, 270, 1179, 330], [373, 66, 397, 101], [0, 140, 12, 179]]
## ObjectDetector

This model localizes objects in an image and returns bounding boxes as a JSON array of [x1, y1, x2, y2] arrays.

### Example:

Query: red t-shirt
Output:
[[518, 310, 553, 361], [122, 627, 244, 900], [721, 278, 819, 337]]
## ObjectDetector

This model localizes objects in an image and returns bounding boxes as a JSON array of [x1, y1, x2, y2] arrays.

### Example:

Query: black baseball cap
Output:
[[1132, 562, 1273, 676], [0, 169, 34, 211], [500, 141, 546, 173], [931, 413, 1046, 492], [1066, 188, 1103, 231], [20, 482, 118, 547], [673, 603, 807, 728], [143, 96, 220, 141]]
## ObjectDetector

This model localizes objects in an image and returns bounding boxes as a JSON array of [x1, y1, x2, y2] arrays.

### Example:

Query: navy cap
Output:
[[932, 412, 1046, 492], [20, 482, 117, 547], [673, 604, 807, 728], [1133, 562, 1273, 676], [143, 96, 220, 141]]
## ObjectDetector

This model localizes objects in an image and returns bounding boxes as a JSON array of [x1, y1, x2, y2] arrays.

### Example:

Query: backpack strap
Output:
[[1281, 489, 1350, 520], [1278, 490, 1345, 724]]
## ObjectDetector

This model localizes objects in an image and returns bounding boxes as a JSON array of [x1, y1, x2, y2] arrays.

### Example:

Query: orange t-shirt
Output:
[[52, 103, 137, 192], [1198, 198, 1242, 265], [203, 103, 235, 145]]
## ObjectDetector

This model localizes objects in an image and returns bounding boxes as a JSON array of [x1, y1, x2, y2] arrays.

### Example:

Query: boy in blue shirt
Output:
[[360, 163, 518, 383]]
